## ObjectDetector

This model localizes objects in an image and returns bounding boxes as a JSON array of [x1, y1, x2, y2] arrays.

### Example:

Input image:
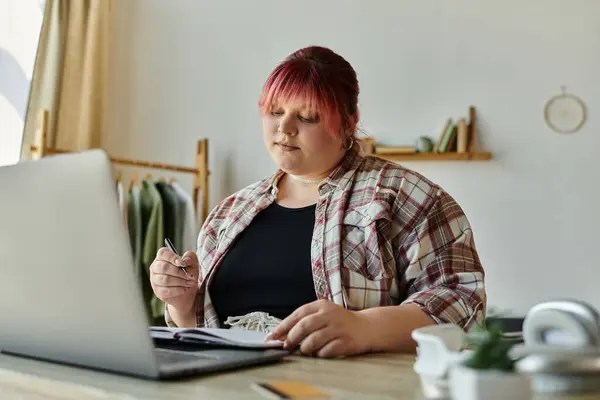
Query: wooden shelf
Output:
[[373, 151, 492, 161], [358, 106, 494, 163]]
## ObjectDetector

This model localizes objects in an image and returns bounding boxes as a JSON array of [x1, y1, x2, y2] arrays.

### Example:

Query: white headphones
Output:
[[522, 299, 600, 347], [512, 299, 600, 393]]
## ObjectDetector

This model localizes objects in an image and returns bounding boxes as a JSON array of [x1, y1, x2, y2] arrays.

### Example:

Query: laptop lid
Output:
[[0, 150, 160, 378]]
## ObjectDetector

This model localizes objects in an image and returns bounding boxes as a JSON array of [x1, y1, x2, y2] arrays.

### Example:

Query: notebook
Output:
[[150, 327, 284, 349]]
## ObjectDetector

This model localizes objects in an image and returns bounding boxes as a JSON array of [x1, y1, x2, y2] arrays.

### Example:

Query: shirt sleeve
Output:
[[398, 189, 486, 332]]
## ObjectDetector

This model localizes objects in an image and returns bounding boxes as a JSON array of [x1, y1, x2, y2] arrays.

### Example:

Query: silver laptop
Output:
[[0, 150, 288, 379]]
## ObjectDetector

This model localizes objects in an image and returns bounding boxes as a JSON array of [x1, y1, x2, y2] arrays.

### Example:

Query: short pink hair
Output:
[[258, 46, 360, 139]]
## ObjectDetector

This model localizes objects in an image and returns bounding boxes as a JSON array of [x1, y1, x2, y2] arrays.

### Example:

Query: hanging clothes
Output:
[[172, 183, 187, 251], [116, 180, 128, 232], [127, 184, 143, 278], [139, 179, 165, 325], [171, 181, 198, 253], [155, 181, 184, 252], [128, 177, 199, 327]]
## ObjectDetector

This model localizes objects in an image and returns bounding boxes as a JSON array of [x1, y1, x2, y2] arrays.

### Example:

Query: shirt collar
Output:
[[322, 142, 363, 191]]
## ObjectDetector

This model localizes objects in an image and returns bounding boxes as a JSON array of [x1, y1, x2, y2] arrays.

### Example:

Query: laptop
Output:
[[0, 150, 289, 380]]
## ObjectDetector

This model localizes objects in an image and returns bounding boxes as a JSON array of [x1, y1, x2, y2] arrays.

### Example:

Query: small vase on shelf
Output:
[[415, 136, 434, 153]]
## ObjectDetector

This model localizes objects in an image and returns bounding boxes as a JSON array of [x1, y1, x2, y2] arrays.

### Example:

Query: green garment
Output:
[[155, 181, 184, 252], [173, 184, 187, 251], [140, 180, 166, 325], [127, 186, 143, 278]]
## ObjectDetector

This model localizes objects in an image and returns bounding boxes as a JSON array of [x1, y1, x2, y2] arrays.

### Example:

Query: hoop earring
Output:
[[344, 136, 354, 151]]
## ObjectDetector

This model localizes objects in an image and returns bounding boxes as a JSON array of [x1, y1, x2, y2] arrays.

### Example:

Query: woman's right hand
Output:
[[149, 247, 200, 317]]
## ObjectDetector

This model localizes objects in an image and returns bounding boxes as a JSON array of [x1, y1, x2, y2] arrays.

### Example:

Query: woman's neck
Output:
[[277, 152, 349, 207], [275, 174, 320, 208], [287, 173, 324, 185]]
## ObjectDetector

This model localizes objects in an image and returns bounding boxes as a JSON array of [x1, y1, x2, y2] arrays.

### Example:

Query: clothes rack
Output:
[[29, 110, 210, 224]]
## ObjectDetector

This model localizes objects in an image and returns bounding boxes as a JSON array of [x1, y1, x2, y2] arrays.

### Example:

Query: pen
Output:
[[164, 238, 188, 275]]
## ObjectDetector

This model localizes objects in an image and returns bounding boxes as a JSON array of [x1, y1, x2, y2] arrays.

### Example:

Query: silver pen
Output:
[[164, 238, 188, 275]]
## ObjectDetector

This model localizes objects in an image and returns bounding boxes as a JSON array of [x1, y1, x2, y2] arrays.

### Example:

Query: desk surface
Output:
[[0, 352, 597, 400]]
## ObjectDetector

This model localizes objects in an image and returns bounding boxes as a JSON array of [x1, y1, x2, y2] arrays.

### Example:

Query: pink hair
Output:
[[258, 46, 360, 139]]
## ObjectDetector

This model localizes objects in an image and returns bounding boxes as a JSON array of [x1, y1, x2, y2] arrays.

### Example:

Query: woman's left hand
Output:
[[267, 299, 373, 358]]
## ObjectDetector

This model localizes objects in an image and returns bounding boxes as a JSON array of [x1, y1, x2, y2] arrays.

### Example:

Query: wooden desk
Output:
[[0, 352, 597, 399]]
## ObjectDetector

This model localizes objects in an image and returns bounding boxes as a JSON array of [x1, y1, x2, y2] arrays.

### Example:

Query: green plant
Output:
[[462, 320, 515, 372]]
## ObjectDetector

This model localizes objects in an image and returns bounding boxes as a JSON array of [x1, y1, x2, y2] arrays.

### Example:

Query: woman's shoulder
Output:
[[345, 154, 464, 229], [353, 154, 441, 198]]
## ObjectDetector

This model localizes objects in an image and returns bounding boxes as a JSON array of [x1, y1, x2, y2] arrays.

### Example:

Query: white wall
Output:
[[104, 0, 600, 316]]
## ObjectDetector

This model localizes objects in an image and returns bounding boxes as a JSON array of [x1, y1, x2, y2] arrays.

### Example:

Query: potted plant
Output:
[[448, 321, 532, 400]]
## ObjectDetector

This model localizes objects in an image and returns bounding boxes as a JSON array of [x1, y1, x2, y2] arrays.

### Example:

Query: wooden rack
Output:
[[29, 110, 210, 223]]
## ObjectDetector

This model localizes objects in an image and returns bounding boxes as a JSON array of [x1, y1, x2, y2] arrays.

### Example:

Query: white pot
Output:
[[449, 365, 532, 400]]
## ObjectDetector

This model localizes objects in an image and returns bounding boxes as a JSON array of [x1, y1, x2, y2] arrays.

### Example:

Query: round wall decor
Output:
[[544, 86, 586, 134]]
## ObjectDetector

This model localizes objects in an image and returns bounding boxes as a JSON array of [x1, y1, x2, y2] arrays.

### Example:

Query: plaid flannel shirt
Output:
[[165, 145, 486, 331]]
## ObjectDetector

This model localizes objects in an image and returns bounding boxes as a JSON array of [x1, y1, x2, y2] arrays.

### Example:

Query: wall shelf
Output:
[[358, 106, 493, 162], [373, 151, 492, 162]]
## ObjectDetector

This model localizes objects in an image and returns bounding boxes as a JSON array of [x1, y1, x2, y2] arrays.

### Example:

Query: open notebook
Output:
[[150, 326, 284, 349]]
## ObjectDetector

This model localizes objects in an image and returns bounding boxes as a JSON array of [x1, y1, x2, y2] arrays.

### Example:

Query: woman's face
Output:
[[261, 99, 346, 179]]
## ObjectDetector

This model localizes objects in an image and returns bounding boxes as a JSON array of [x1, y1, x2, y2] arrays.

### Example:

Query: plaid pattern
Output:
[[165, 145, 486, 331]]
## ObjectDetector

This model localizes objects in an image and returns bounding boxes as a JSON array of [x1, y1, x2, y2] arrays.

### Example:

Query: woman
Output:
[[149, 46, 486, 358]]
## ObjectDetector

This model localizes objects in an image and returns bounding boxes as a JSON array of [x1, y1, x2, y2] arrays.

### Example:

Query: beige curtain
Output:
[[20, 0, 112, 160]]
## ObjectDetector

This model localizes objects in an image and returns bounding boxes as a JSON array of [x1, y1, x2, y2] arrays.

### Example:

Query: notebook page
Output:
[[178, 328, 284, 348]]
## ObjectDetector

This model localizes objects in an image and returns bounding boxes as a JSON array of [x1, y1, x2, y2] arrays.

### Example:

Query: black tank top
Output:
[[209, 202, 318, 325]]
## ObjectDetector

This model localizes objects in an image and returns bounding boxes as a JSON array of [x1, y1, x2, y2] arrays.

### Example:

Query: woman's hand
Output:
[[267, 299, 374, 358], [149, 247, 200, 318]]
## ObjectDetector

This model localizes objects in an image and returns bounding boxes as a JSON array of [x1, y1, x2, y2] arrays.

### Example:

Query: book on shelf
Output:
[[456, 117, 469, 153], [433, 118, 451, 152], [468, 106, 478, 152], [437, 121, 457, 153]]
